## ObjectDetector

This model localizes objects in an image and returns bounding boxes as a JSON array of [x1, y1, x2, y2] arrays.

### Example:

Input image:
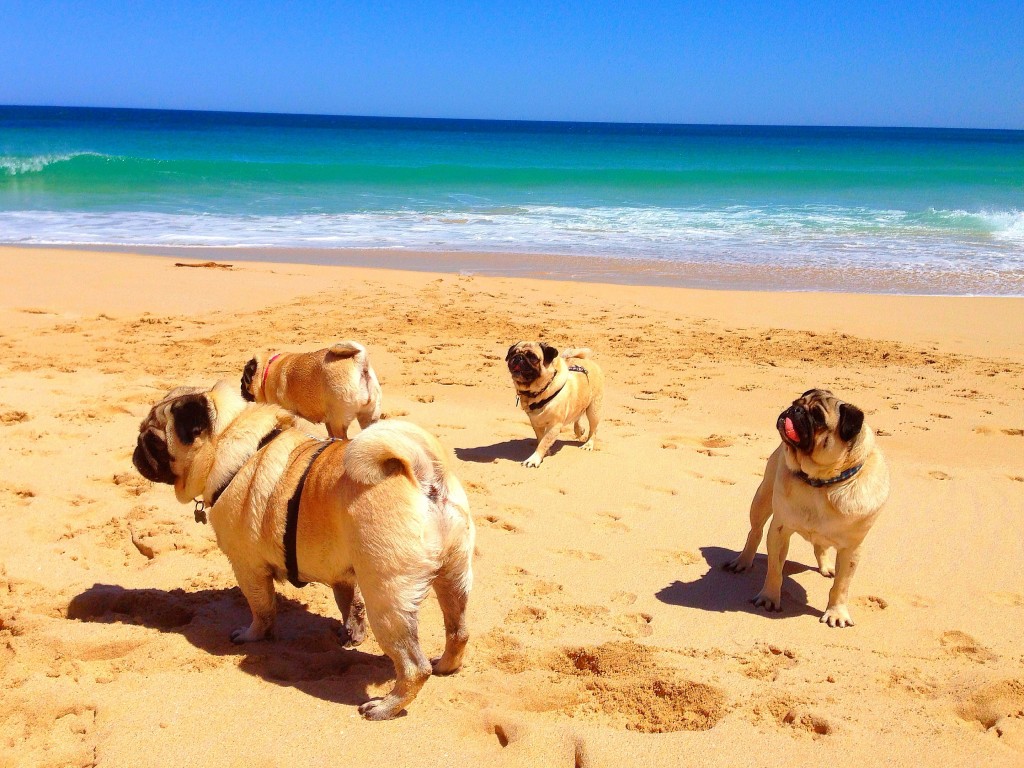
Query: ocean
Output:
[[1, 106, 1022, 294]]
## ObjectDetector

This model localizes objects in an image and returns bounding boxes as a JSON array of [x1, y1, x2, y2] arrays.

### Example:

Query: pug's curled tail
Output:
[[344, 421, 448, 497], [561, 347, 592, 360], [328, 340, 366, 359]]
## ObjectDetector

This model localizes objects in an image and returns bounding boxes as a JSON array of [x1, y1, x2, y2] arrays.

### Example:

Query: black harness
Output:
[[520, 365, 589, 411], [283, 441, 334, 588]]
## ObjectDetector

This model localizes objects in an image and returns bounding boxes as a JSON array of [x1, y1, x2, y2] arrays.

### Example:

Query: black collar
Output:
[[517, 373, 556, 399], [208, 427, 282, 509], [794, 463, 863, 488]]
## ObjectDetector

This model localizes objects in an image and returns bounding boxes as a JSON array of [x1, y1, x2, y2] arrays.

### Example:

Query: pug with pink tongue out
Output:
[[724, 388, 890, 628]]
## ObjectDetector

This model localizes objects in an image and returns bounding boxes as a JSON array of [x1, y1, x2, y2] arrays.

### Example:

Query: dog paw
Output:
[[818, 565, 836, 578], [339, 620, 367, 648], [229, 625, 268, 644], [522, 455, 542, 468], [430, 655, 462, 676], [359, 697, 403, 721], [752, 592, 782, 612], [820, 606, 854, 628], [580, 440, 595, 451], [723, 557, 752, 573]]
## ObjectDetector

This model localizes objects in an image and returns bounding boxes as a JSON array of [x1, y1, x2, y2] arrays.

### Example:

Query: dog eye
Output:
[[810, 408, 826, 426]]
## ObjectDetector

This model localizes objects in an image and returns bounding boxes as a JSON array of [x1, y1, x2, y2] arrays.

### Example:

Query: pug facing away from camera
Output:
[[241, 341, 382, 439], [505, 341, 604, 467], [133, 381, 474, 719], [724, 388, 889, 628]]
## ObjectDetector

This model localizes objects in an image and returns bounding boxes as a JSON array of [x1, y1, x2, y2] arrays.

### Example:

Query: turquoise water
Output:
[[1, 106, 1022, 293]]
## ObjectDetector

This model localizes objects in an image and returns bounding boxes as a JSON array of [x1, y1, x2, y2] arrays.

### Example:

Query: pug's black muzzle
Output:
[[133, 432, 177, 485], [777, 405, 813, 453], [508, 354, 540, 383]]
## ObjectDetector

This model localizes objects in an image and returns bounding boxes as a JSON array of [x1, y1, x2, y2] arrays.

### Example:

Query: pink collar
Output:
[[262, 353, 281, 393]]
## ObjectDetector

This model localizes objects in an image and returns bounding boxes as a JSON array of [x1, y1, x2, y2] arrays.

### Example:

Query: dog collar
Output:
[[517, 374, 556, 400], [794, 463, 863, 488], [262, 353, 282, 394], [202, 428, 283, 520]]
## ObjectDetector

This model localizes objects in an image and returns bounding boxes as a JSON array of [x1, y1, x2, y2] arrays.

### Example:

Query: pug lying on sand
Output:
[[133, 381, 474, 719], [724, 388, 889, 628], [505, 342, 604, 467], [241, 341, 382, 439]]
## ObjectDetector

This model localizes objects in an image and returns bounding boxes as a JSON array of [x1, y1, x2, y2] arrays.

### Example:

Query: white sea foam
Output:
[[0, 152, 101, 175], [0, 206, 1021, 279]]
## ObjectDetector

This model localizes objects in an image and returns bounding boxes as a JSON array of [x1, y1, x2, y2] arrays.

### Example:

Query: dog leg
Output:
[[357, 596, 433, 721], [230, 565, 276, 643], [573, 417, 585, 441], [814, 544, 836, 578], [523, 426, 559, 468], [333, 582, 367, 647], [821, 546, 860, 628], [326, 421, 349, 440], [725, 478, 773, 573], [358, 397, 382, 430], [581, 403, 599, 451], [752, 522, 791, 612], [430, 574, 470, 675]]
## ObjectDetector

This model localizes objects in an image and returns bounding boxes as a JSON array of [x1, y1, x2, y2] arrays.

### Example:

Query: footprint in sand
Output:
[[598, 512, 630, 533], [928, 470, 950, 480], [986, 592, 1024, 608], [940, 630, 998, 663], [476, 514, 520, 533], [656, 549, 701, 567], [957, 679, 1024, 751], [780, 708, 833, 737], [702, 434, 734, 449], [0, 410, 29, 425], [553, 549, 604, 561], [550, 642, 727, 733], [853, 595, 889, 611]]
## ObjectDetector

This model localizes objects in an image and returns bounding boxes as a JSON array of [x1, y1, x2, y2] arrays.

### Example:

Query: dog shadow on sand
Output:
[[455, 437, 569, 463], [656, 546, 821, 619], [67, 584, 395, 708]]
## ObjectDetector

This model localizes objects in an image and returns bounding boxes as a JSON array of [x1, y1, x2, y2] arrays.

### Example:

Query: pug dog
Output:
[[724, 388, 889, 628], [133, 381, 474, 720], [505, 342, 604, 467], [241, 341, 382, 439]]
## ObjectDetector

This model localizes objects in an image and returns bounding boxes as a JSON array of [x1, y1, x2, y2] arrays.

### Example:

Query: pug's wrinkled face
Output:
[[505, 342, 558, 387], [133, 389, 213, 502], [777, 388, 865, 468]]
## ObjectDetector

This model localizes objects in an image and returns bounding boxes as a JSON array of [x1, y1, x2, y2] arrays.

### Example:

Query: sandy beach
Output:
[[1, 245, 1022, 767]]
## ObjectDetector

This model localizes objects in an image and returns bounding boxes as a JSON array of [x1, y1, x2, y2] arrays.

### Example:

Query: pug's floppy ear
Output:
[[171, 394, 211, 446], [838, 403, 865, 442], [505, 344, 518, 362], [240, 358, 257, 402], [540, 343, 558, 364]]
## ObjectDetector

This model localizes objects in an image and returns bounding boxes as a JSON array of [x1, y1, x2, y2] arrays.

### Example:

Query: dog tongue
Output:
[[784, 417, 800, 443]]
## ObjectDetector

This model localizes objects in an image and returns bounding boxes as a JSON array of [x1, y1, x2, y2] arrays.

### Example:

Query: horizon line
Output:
[[3, 103, 1022, 134]]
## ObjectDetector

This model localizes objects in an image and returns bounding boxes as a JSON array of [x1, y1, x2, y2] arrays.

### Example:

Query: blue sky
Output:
[[1, 0, 1021, 128]]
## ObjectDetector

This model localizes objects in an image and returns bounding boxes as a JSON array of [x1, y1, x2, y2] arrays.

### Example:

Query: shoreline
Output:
[[9, 242, 1024, 297]]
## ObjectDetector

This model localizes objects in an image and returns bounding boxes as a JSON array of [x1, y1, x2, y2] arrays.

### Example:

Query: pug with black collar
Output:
[[505, 342, 604, 467], [724, 388, 890, 627], [133, 381, 474, 719]]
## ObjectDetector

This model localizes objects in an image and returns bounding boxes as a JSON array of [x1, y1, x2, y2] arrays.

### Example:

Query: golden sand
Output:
[[1, 246, 1022, 766]]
